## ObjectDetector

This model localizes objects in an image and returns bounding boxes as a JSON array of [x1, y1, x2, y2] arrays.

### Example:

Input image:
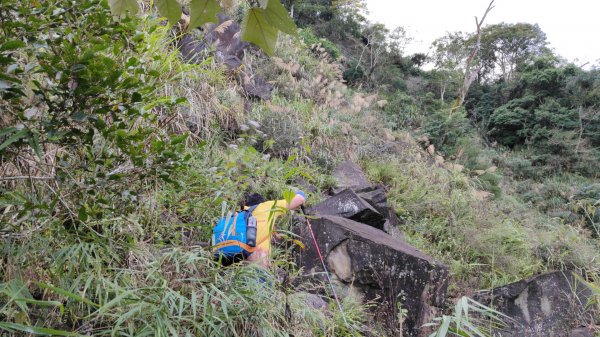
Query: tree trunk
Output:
[[451, 0, 495, 115], [575, 105, 584, 153]]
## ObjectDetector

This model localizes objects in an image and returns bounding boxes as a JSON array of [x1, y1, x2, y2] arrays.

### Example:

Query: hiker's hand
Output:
[[287, 189, 306, 210]]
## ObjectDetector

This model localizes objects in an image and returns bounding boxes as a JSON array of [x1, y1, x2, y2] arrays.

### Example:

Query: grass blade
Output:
[[0, 322, 78, 336]]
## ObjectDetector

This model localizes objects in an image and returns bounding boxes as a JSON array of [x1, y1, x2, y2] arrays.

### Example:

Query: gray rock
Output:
[[308, 189, 386, 230], [177, 14, 272, 101], [242, 74, 273, 101], [330, 161, 400, 230], [332, 161, 370, 192], [355, 184, 400, 228], [294, 215, 449, 336], [178, 34, 207, 64], [474, 271, 596, 337], [303, 293, 328, 310], [569, 327, 597, 337]]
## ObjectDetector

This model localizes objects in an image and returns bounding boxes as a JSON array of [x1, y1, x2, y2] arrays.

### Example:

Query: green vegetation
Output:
[[1, 0, 599, 336]]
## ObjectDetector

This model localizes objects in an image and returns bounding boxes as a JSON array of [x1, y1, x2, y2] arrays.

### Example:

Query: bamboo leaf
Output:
[[94, 289, 138, 315], [0, 128, 27, 151], [241, 8, 278, 56], [0, 127, 17, 138], [263, 0, 297, 35], [436, 316, 451, 337], [34, 282, 98, 308], [27, 131, 42, 159], [107, 0, 139, 17], [15, 298, 62, 308], [189, 0, 220, 29], [156, 0, 182, 25], [0, 322, 78, 336], [0, 40, 26, 52]]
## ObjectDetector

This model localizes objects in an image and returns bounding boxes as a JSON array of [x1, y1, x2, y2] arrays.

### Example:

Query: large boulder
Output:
[[474, 271, 596, 337], [330, 161, 400, 231], [308, 188, 386, 230], [294, 215, 449, 336], [332, 161, 371, 192], [355, 184, 400, 229], [177, 14, 272, 100]]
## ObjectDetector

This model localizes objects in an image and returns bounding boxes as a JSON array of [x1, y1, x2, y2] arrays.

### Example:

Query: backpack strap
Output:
[[244, 204, 259, 222], [230, 212, 238, 236], [212, 204, 263, 254], [212, 234, 270, 254]]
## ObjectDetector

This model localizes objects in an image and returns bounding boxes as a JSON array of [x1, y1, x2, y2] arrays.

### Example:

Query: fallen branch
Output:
[[0, 176, 54, 181]]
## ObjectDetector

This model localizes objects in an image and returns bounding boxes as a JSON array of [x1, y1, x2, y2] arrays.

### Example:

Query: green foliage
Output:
[[2, 0, 600, 335], [189, 0, 221, 27], [156, 0, 183, 25], [382, 90, 423, 129], [471, 55, 600, 176], [1, 0, 190, 234], [343, 63, 365, 84], [264, 0, 299, 35], [421, 108, 471, 150], [479, 22, 548, 81], [243, 8, 280, 56], [241, 0, 299, 56], [108, 0, 139, 17], [0, 5, 355, 334], [426, 297, 508, 337], [363, 156, 598, 289], [299, 28, 341, 60], [1, 245, 353, 336], [107, 0, 298, 55], [291, 0, 366, 40]]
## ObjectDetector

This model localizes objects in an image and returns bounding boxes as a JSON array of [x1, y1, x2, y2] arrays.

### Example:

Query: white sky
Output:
[[366, 0, 600, 67]]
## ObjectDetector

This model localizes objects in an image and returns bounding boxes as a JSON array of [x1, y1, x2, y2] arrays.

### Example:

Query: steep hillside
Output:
[[1, 1, 599, 336]]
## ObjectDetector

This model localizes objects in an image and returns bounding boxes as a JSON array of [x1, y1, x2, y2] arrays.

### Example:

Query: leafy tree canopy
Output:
[[108, 0, 298, 55]]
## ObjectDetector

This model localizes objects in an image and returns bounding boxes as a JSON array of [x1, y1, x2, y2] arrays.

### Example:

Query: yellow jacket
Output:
[[246, 199, 288, 254]]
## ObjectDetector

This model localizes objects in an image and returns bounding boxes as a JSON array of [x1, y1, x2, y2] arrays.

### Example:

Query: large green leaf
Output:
[[241, 8, 278, 56], [156, 0, 182, 25], [264, 0, 296, 35], [107, 0, 139, 17], [189, 0, 220, 29]]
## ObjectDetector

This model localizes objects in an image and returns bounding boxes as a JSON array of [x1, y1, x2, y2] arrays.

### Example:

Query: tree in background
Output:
[[430, 32, 471, 102], [479, 22, 549, 81]]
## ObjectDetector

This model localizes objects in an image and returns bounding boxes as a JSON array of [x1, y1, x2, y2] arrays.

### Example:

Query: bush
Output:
[[299, 28, 341, 60], [382, 90, 423, 129], [0, 0, 190, 237], [343, 62, 365, 85], [421, 108, 471, 151]]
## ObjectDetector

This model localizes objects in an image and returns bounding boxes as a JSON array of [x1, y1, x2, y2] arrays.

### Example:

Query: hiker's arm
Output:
[[287, 190, 306, 210]]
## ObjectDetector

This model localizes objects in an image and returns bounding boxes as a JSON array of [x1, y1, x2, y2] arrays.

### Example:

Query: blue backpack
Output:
[[211, 205, 259, 259]]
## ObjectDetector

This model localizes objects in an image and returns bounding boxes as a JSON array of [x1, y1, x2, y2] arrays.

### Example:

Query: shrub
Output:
[[421, 108, 471, 151], [299, 28, 341, 60], [343, 62, 365, 85]]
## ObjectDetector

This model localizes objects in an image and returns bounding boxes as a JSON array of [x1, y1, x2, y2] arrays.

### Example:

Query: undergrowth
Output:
[[2, 0, 599, 336]]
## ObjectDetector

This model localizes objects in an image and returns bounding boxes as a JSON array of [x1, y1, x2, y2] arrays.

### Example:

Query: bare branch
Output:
[[0, 176, 54, 181], [451, 0, 495, 114]]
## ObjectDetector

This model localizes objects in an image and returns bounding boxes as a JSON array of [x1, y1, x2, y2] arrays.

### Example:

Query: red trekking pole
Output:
[[300, 206, 348, 325]]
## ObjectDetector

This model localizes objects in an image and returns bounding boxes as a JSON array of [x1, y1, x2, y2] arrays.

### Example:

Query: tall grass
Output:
[[2, 243, 366, 336], [362, 156, 599, 290]]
